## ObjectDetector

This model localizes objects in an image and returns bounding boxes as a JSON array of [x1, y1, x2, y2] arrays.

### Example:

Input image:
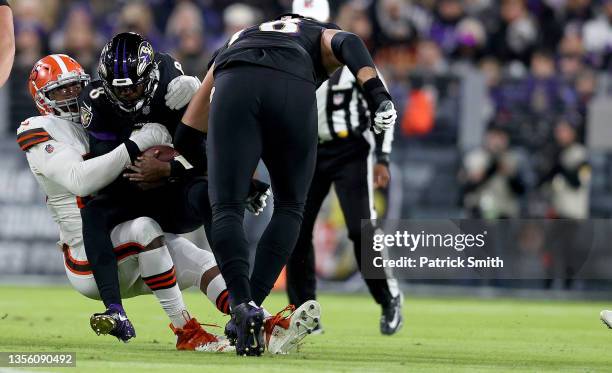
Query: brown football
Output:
[[141, 145, 179, 162]]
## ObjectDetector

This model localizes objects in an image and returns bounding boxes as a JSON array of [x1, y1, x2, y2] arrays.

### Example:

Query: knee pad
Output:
[[111, 217, 163, 248]]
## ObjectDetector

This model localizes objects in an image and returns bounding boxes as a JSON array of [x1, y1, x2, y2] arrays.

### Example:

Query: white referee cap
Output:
[[292, 0, 330, 22]]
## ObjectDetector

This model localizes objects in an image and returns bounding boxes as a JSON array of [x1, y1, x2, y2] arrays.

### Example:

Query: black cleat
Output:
[[232, 303, 265, 356], [380, 294, 403, 335]]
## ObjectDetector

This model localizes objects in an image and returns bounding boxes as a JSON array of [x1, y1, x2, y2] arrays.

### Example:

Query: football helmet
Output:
[[28, 54, 90, 123], [98, 32, 159, 114]]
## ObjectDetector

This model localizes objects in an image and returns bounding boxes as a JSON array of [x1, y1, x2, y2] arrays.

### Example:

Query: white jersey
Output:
[[17, 115, 132, 262]]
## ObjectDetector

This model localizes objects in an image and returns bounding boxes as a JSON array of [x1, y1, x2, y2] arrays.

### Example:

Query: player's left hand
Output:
[[124, 150, 171, 183], [373, 163, 391, 189], [246, 179, 272, 215], [165, 75, 201, 110], [373, 100, 397, 134]]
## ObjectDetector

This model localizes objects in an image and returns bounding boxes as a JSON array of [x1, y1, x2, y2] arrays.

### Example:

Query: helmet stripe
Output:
[[122, 39, 128, 79], [50, 54, 68, 75], [114, 41, 120, 78]]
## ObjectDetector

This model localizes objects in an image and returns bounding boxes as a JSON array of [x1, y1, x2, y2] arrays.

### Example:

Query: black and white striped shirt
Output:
[[316, 66, 394, 160]]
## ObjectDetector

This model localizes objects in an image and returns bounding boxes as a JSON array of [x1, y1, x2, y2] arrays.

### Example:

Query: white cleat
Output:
[[264, 300, 321, 354], [600, 310, 612, 329]]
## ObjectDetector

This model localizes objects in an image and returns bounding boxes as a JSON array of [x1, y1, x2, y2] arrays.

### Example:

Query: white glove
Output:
[[165, 75, 201, 110], [373, 100, 397, 135], [129, 123, 172, 151], [246, 179, 272, 215]]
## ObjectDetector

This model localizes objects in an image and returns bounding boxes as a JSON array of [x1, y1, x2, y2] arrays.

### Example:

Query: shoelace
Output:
[[267, 304, 296, 330]]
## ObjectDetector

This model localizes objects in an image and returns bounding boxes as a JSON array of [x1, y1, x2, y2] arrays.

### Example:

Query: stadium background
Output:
[[1, 0, 612, 298]]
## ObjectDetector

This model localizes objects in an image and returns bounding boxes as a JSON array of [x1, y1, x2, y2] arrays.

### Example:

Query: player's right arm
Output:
[[320, 29, 397, 134], [173, 64, 214, 162], [20, 120, 171, 197]]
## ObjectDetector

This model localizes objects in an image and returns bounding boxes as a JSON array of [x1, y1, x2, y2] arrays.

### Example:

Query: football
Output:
[[141, 144, 179, 162]]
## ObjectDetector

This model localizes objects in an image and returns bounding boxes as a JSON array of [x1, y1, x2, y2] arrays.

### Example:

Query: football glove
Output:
[[165, 75, 201, 110], [246, 179, 271, 215], [129, 123, 172, 151], [373, 100, 397, 135]]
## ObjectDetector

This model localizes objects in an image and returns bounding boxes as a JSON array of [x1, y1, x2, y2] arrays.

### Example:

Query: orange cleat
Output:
[[170, 318, 234, 352], [264, 300, 321, 354]]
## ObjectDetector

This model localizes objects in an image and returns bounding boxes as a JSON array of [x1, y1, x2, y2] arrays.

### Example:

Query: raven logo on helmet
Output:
[[137, 42, 154, 77]]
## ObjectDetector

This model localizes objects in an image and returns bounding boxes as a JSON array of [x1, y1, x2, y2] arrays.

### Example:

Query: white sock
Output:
[[206, 274, 230, 315], [140, 246, 188, 328]]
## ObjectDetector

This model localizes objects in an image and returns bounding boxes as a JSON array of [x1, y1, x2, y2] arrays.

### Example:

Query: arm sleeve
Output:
[[372, 70, 394, 161], [30, 140, 132, 197], [172, 121, 207, 175]]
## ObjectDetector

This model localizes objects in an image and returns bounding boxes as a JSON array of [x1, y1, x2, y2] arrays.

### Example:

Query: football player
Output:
[[19, 54, 232, 351], [77, 33, 314, 354], [178, 12, 396, 355], [286, 0, 402, 336]]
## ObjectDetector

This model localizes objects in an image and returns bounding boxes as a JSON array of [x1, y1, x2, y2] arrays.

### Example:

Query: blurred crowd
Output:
[[5, 0, 612, 219], [7, 0, 612, 135]]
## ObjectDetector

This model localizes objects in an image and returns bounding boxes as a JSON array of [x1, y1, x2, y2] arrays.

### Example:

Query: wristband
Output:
[[363, 78, 392, 109], [123, 140, 140, 162]]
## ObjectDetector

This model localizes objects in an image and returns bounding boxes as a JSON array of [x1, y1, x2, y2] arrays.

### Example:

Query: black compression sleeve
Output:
[[173, 122, 207, 174], [330, 32, 391, 108], [330, 32, 375, 74]]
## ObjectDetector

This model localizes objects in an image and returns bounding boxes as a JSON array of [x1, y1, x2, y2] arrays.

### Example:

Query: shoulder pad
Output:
[[16, 116, 55, 151]]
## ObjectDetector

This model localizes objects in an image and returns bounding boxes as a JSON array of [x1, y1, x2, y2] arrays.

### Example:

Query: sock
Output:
[[139, 246, 188, 328], [207, 276, 230, 315]]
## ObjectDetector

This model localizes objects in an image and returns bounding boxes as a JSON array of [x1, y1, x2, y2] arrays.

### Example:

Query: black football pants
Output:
[[286, 136, 395, 308], [207, 64, 318, 307]]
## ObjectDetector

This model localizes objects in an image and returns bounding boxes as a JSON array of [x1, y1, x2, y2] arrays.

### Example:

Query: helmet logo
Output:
[[137, 42, 154, 77], [80, 103, 93, 128], [99, 62, 107, 79]]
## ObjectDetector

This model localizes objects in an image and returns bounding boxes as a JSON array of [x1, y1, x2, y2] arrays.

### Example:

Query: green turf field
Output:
[[0, 286, 611, 372]]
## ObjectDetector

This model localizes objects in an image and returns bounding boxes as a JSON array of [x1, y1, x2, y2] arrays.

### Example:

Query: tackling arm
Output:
[[31, 141, 133, 197], [29, 123, 171, 196], [173, 65, 214, 166]]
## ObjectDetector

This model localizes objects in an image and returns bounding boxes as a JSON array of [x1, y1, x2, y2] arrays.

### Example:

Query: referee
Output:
[[286, 0, 402, 335]]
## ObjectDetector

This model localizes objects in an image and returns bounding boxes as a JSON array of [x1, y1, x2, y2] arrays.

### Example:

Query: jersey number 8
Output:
[[259, 18, 301, 34]]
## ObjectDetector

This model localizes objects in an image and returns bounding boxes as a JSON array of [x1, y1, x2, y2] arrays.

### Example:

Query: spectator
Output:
[[223, 3, 260, 36], [165, 1, 210, 78], [526, 50, 560, 116], [50, 4, 102, 76], [488, 0, 539, 66], [373, 0, 421, 46], [453, 17, 487, 66], [582, 0, 612, 68], [429, 0, 466, 57], [115, 0, 163, 48], [539, 118, 591, 218], [459, 126, 525, 218], [414, 39, 449, 75]]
